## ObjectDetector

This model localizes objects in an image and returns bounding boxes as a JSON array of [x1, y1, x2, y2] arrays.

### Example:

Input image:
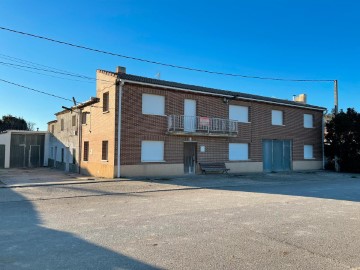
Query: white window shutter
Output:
[[141, 141, 164, 162], [304, 145, 313, 159], [229, 143, 249, 160], [142, 94, 165, 115], [272, 110, 283, 125], [229, 105, 248, 122], [304, 114, 313, 128]]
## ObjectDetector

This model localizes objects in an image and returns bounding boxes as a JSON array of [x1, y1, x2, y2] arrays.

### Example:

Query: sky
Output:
[[0, 0, 359, 130]]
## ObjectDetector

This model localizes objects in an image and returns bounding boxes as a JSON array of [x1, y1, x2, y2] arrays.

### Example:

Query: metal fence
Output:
[[167, 115, 238, 134]]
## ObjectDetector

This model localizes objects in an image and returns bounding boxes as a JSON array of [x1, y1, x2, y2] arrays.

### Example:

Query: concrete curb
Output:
[[0, 179, 125, 188]]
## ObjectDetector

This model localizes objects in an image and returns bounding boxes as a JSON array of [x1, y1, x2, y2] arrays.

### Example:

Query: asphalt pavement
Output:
[[1, 170, 360, 269]]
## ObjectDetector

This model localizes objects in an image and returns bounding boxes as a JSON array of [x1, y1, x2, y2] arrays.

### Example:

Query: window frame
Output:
[[141, 141, 165, 162], [103, 92, 109, 113], [304, 114, 314, 128], [72, 115, 76, 127], [102, 140, 108, 161], [229, 105, 249, 123], [304, 145, 314, 159], [81, 112, 87, 125], [142, 94, 165, 116], [83, 141, 89, 161], [229, 143, 249, 161], [271, 110, 284, 126]]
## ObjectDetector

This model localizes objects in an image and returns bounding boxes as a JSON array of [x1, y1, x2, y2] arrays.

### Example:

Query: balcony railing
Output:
[[167, 115, 238, 136]]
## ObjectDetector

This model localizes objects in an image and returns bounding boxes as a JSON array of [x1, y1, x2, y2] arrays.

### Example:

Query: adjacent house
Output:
[[0, 130, 49, 169], [48, 67, 326, 178]]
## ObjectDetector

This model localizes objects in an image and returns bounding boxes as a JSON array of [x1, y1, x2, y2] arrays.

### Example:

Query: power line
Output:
[[0, 78, 72, 101], [0, 26, 334, 82]]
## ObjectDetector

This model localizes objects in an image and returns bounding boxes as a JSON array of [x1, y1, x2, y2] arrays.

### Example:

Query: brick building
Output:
[[48, 67, 326, 178]]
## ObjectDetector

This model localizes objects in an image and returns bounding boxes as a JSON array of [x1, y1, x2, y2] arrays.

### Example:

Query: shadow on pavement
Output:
[[0, 188, 160, 270], [138, 171, 360, 203]]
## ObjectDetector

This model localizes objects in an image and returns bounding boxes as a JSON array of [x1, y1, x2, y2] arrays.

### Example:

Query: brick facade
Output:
[[120, 83, 323, 169], [48, 68, 325, 177]]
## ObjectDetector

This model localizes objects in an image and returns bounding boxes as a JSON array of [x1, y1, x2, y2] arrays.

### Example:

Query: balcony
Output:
[[167, 115, 238, 137]]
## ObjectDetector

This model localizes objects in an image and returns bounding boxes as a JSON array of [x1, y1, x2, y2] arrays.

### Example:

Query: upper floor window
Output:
[[142, 94, 165, 115], [103, 92, 109, 112], [304, 114, 313, 128], [81, 112, 88, 125], [61, 119, 64, 131], [229, 105, 249, 123], [272, 110, 283, 126], [72, 115, 76, 127], [51, 125, 54, 134]]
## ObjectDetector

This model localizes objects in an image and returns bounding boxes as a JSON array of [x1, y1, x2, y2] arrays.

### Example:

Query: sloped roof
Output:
[[99, 70, 326, 111]]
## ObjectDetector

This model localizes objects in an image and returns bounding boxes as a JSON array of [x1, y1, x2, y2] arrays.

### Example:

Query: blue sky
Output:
[[0, 0, 359, 130]]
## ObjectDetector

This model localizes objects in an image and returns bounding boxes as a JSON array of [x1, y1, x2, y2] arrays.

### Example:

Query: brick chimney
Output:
[[116, 66, 126, 74]]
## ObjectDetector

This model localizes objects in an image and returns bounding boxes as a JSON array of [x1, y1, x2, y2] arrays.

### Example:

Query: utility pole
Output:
[[334, 80, 338, 114], [333, 80, 340, 172]]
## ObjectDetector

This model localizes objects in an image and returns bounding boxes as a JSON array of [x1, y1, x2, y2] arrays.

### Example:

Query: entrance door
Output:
[[0, 145, 5, 169], [184, 99, 196, 132], [29, 145, 41, 167], [263, 140, 292, 172], [10, 144, 26, 168], [184, 142, 197, 174]]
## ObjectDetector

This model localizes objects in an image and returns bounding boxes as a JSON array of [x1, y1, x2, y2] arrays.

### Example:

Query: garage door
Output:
[[263, 140, 292, 172], [0, 145, 5, 168]]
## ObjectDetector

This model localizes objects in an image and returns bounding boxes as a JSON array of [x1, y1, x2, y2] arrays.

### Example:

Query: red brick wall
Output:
[[120, 83, 323, 165]]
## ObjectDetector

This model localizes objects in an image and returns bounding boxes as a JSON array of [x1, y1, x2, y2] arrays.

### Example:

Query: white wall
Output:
[[0, 132, 11, 168]]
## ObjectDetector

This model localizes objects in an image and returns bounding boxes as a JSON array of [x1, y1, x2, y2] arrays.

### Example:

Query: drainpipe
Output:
[[78, 108, 82, 174], [117, 80, 124, 178], [322, 109, 327, 170]]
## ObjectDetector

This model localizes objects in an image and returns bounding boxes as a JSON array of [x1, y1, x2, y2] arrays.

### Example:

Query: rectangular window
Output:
[[304, 114, 313, 128], [51, 125, 54, 134], [304, 145, 314, 159], [61, 119, 64, 131], [81, 112, 87, 124], [229, 143, 249, 161], [72, 148, 76, 164], [141, 141, 164, 162], [61, 148, 64, 162], [102, 141, 108, 161], [272, 110, 283, 125], [103, 92, 109, 112], [83, 141, 89, 161], [142, 94, 165, 115], [50, 147, 53, 159], [72, 115, 76, 127], [229, 105, 249, 122]]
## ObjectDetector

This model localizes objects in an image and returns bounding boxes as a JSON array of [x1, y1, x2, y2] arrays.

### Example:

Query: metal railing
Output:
[[167, 115, 238, 135]]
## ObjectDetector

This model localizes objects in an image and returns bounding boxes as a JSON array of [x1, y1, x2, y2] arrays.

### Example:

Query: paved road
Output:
[[1, 171, 360, 269]]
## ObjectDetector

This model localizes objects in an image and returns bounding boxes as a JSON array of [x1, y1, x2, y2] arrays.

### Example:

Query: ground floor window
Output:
[[229, 143, 249, 161], [61, 148, 64, 162], [304, 145, 314, 159], [141, 141, 164, 162], [83, 141, 89, 161], [102, 141, 108, 161]]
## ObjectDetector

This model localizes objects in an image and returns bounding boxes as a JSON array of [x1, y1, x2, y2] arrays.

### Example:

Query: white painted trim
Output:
[[120, 79, 325, 111], [117, 81, 124, 178]]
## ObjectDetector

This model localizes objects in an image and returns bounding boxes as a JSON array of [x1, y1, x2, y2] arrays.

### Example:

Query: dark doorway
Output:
[[0, 144, 5, 168], [263, 139, 292, 172], [184, 142, 197, 174], [29, 145, 41, 167]]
